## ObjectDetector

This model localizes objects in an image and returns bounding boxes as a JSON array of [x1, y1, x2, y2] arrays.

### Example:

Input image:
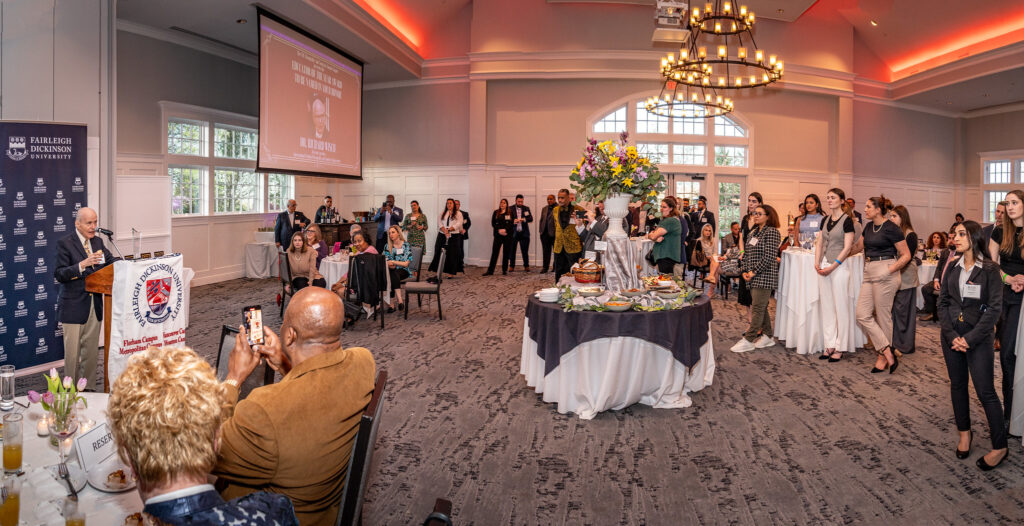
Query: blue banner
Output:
[[0, 122, 87, 372]]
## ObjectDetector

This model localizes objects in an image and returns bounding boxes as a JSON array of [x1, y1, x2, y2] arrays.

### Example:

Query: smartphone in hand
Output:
[[243, 305, 265, 346]]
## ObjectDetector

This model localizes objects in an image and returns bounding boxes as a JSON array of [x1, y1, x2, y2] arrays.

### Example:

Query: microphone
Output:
[[97, 227, 125, 260], [97, 227, 114, 237]]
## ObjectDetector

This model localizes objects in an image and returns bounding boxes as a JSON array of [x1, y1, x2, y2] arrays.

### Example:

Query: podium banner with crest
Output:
[[0, 122, 87, 373], [108, 254, 188, 385]]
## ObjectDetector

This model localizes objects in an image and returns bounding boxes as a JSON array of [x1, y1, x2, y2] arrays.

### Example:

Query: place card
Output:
[[585, 251, 596, 261], [594, 241, 608, 251], [75, 422, 115, 473]]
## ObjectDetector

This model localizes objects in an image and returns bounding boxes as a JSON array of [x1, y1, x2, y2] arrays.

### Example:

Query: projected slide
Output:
[[258, 13, 362, 178]]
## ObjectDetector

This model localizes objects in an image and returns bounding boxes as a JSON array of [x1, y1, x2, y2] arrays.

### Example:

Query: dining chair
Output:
[[335, 370, 387, 526], [403, 249, 444, 320], [402, 246, 424, 285], [278, 250, 294, 317]]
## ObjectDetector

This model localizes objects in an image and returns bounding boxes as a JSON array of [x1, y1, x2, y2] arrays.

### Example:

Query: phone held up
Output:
[[243, 305, 265, 346]]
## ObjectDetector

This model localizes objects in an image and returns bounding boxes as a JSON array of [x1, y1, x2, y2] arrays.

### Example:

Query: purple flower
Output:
[[77, 378, 88, 391], [63, 376, 72, 389], [27, 391, 41, 404], [42, 391, 55, 405], [637, 170, 647, 180]]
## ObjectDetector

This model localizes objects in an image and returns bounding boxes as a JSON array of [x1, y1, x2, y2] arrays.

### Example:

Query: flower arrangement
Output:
[[569, 131, 667, 213], [27, 368, 87, 419]]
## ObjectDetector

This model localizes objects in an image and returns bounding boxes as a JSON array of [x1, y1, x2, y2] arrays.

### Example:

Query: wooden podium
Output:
[[84, 264, 114, 393]]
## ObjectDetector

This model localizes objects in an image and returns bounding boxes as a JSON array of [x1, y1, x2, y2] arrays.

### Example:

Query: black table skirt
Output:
[[525, 295, 713, 375]]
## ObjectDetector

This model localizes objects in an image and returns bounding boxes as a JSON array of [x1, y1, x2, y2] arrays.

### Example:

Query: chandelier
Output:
[[646, 1, 783, 118]]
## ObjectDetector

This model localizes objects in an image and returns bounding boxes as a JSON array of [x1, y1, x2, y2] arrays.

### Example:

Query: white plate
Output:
[[47, 463, 87, 493], [86, 457, 137, 493]]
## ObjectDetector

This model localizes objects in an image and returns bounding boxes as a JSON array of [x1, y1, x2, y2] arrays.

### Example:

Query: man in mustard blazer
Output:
[[552, 188, 586, 282]]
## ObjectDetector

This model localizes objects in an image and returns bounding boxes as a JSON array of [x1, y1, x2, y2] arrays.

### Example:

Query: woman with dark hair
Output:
[[988, 189, 1024, 433], [737, 192, 764, 311], [646, 196, 683, 275], [731, 204, 781, 353], [795, 193, 824, 245], [926, 231, 947, 251], [814, 188, 857, 361], [939, 220, 1007, 470], [401, 200, 428, 249], [286, 231, 326, 291], [888, 205, 920, 355], [484, 198, 514, 275], [951, 212, 966, 231], [429, 198, 463, 278], [852, 195, 911, 374]]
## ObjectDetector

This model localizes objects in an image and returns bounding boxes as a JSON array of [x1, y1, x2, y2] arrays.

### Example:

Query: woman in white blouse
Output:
[[429, 198, 464, 278]]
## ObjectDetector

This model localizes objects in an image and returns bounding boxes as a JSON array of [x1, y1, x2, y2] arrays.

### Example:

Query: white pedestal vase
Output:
[[600, 193, 639, 291], [603, 193, 631, 240]]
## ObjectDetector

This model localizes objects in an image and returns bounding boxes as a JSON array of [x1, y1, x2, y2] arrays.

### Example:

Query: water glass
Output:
[[0, 366, 13, 412], [1, 415, 21, 474], [63, 498, 85, 526], [0, 476, 20, 526]]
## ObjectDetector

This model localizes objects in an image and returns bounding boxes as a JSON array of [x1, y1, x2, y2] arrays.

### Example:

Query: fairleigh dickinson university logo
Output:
[[132, 263, 184, 326], [6, 137, 27, 161]]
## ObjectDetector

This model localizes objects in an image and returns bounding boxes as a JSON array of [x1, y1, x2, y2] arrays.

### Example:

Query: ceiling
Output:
[[897, 67, 1024, 114]]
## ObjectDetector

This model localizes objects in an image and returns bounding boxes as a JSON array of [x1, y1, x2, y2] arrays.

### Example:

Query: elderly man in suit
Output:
[[54, 206, 117, 390], [275, 199, 309, 249], [215, 286, 376, 525], [538, 194, 557, 273]]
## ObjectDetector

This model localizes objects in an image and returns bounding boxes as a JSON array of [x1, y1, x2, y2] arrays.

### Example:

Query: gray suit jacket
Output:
[[582, 215, 609, 253]]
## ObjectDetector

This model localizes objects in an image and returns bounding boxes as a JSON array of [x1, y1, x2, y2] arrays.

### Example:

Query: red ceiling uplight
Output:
[[353, 0, 424, 52], [890, 8, 1024, 75]]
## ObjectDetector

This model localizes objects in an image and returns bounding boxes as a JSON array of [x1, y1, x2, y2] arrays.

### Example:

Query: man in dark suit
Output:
[[313, 195, 335, 224], [509, 194, 534, 271], [275, 200, 309, 249], [538, 194, 556, 272], [372, 194, 403, 253], [690, 195, 716, 237], [54, 207, 117, 390], [982, 201, 1007, 243], [455, 200, 470, 269], [846, 198, 863, 223]]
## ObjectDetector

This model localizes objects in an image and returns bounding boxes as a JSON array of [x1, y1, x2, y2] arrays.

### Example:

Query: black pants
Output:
[[942, 335, 1007, 449], [554, 250, 581, 282], [920, 282, 938, 314], [891, 288, 917, 353], [487, 234, 513, 273], [656, 258, 676, 275], [375, 236, 387, 254], [999, 299, 1021, 419], [387, 267, 409, 294], [292, 277, 327, 290], [510, 233, 530, 269], [540, 234, 554, 272]]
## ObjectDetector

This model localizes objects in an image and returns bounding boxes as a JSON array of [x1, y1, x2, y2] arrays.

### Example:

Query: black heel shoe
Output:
[[888, 347, 901, 374], [977, 450, 1008, 471], [956, 430, 972, 459], [818, 351, 831, 360], [870, 347, 886, 373], [828, 352, 841, 363]]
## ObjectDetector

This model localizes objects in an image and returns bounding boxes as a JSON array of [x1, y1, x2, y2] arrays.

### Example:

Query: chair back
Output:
[[278, 250, 292, 284], [215, 325, 274, 400], [336, 371, 388, 526], [349, 253, 387, 307], [409, 246, 424, 281], [436, 249, 446, 284]]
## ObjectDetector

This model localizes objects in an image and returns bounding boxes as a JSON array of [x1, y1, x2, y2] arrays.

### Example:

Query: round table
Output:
[[6, 392, 143, 525], [318, 257, 350, 287], [520, 295, 715, 419], [917, 262, 937, 309], [775, 248, 867, 354]]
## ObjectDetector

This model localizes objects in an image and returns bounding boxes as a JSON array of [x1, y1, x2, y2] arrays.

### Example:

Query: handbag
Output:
[[644, 247, 656, 266], [720, 257, 740, 276], [691, 245, 709, 268]]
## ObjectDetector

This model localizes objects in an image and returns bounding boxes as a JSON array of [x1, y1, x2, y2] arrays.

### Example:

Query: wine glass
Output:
[[46, 410, 79, 465]]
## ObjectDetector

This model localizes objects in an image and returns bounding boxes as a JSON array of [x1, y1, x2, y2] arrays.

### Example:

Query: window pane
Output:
[[169, 166, 205, 215], [985, 161, 1012, 184], [214, 125, 258, 160], [214, 169, 261, 213], [672, 144, 705, 165], [718, 182, 742, 237], [714, 116, 746, 137], [267, 173, 295, 212], [672, 105, 705, 135], [714, 146, 747, 167], [637, 143, 669, 164], [987, 191, 1008, 223], [167, 119, 207, 156], [675, 181, 700, 204], [593, 106, 627, 133], [636, 102, 668, 134]]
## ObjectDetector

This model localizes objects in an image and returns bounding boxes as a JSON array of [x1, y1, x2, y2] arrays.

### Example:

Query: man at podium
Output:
[[54, 207, 116, 391]]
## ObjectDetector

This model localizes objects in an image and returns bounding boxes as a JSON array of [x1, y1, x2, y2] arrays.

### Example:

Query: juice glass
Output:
[[1, 414, 21, 474]]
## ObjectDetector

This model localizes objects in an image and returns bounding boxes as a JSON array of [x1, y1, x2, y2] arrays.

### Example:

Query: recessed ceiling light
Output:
[[236, 18, 247, 24], [777, 9, 784, 15], [870, 20, 878, 26]]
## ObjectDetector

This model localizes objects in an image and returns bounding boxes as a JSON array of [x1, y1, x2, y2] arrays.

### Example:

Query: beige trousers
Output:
[[855, 260, 900, 350], [62, 300, 100, 390]]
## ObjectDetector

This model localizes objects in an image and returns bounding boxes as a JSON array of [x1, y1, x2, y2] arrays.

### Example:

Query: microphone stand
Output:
[[103, 231, 126, 261]]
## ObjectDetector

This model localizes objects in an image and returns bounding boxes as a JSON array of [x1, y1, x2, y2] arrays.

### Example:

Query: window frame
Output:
[[980, 150, 1024, 223]]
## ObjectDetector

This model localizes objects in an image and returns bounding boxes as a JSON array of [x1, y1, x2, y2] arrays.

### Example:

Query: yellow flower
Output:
[[626, 146, 638, 158], [648, 190, 657, 197], [612, 164, 623, 176], [623, 178, 634, 188]]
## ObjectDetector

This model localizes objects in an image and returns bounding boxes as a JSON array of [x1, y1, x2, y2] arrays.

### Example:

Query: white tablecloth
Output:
[[318, 257, 350, 287], [631, 238, 657, 277], [520, 322, 715, 420], [244, 242, 279, 279], [775, 248, 867, 354], [917, 262, 937, 309], [9, 392, 142, 525]]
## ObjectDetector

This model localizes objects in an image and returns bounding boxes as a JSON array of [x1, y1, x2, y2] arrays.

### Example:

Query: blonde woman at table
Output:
[[731, 204, 781, 353], [383, 225, 412, 312], [814, 188, 857, 362], [888, 205, 920, 355], [851, 195, 911, 374], [108, 346, 299, 525]]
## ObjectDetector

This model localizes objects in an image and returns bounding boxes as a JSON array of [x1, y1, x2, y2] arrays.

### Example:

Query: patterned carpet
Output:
[[72, 269, 1024, 524]]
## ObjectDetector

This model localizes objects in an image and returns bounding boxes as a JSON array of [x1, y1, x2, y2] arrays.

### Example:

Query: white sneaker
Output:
[[731, 338, 756, 353], [754, 335, 775, 349]]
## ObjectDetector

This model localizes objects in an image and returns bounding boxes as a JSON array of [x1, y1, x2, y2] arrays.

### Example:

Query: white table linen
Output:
[[917, 262, 937, 309], [11, 392, 143, 525], [520, 322, 715, 420], [318, 257, 350, 287], [631, 238, 657, 277], [244, 242, 279, 279], [775, 248, 866, 354]]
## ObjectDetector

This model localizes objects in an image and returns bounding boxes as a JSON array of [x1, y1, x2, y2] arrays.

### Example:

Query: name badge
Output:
[[395, 248, 403, 255], [505, 215, 510, 220], [964, 282, 981, 299], [749, 238, 759, 246], [594, 240, 608, 251], [75, 422, 116, 473]]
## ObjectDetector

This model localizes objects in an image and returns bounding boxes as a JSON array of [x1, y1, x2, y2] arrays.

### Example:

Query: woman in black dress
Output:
[[484, 199, 514, 275], [988, 189, 1024, 434], [738, 192, 764, 312]]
